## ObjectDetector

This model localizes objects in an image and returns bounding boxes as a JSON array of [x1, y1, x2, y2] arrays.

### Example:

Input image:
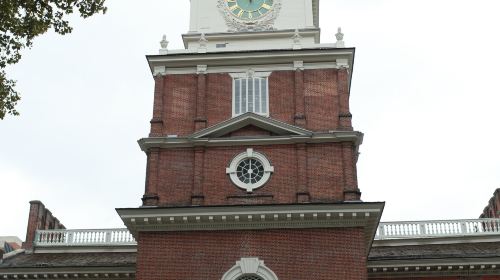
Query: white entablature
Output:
[[184, 0, 320, 50]]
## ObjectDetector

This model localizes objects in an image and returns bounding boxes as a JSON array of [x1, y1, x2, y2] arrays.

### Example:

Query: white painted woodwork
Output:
[[34, 229, 136, 247], [188, 0, 317, 34], [183, 0, 320, 50], [32, 218, 500, 249], [376, 219, 500, 240]]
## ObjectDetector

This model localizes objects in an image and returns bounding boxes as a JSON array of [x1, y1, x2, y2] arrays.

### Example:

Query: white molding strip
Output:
[[148, 47, 354, 76], [116, 203, 384, 250], [138, 131, 363, 152]]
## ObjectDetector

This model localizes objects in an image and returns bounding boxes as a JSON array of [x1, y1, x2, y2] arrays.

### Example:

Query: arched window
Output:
[[221, 258, 278, 280]]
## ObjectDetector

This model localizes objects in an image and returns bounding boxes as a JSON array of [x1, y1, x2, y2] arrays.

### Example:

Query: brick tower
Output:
[[118, 1, 384, 279]]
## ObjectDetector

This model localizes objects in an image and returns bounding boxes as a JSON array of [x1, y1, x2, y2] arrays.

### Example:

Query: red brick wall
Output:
[[206, 73, 233, 128], [136, 228, 367, 280], [163, 74, 198, 136], [152, 69, 351, 137], [304, 69, 340, 131], [156, 149, 195, 206], [22, 201, 65, 250], [268, 71, 295, 124], [307, 144, 345, 202], [481, 189, 500, 218], [151, 143, 356, 207]]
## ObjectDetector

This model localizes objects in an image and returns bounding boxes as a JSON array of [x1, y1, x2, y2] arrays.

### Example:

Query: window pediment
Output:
[[190, 113, 313, 139]]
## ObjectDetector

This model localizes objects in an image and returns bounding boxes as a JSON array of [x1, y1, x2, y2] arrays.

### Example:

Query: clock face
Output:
[[225, 0, 274, 21]]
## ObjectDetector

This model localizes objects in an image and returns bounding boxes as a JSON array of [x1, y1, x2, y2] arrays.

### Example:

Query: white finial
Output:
[[292, 29, 303, 50], [336, 27, 344, 41], [292, 29, 302, 43], [160, 35, 169, 48], [159, 35, 169, 55], [198, 33, 208, 53], [199, 33, 208, 46], [335, 27, 345, 48]]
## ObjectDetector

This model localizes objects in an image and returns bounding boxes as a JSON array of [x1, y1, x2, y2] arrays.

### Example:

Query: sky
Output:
[[1, 0, 500, 240]]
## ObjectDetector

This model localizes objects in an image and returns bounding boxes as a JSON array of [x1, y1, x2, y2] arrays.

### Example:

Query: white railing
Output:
[[33, 219, 500, 247], [34, 229, 136, 247], [375, 219, 500, 240]]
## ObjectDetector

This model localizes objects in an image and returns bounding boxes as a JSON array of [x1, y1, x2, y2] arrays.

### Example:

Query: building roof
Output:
[[369, 242, 500, 261], [0, 252, 136, 269]]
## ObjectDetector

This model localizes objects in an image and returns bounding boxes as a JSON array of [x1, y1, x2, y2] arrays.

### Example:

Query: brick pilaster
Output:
[[150, 74, 165, 137], [142, 149, 160, 206], [195, 66, 208, 131], [22, 201, 44, 250], [342, 142, 361, 201], [338, 68, 353, 131], [296, 143, 310, 203], [294, 68, 306, 127], [191, 147, 205, 205]]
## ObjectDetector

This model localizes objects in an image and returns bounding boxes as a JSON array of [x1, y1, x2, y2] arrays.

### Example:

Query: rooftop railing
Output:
[[375, 218, 500, 240], [34, 228, 136, 247], [33, 219, 500, 247]]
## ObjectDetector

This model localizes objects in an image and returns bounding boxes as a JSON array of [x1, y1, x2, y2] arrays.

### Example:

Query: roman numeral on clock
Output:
[[262, 3, 271, 10]]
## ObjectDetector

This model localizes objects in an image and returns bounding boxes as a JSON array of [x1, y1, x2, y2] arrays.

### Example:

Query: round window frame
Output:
[[226, 148, 274, 193]]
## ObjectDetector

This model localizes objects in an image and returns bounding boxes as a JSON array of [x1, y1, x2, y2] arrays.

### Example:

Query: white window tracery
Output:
[[231, 71, 271, 117], [226, 148, 274, 193]]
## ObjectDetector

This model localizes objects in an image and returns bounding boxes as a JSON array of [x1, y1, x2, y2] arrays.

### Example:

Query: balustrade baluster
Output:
[[460, 221, 467, 234], [105, 231, 112, 243]]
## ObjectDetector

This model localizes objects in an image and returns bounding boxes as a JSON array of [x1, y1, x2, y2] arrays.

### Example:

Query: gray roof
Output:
[[369, 242, 500, 261], [2, 243, 499, 270], [0, 252, 136, 269]]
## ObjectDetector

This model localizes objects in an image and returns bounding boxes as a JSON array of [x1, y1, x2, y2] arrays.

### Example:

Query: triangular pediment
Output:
[[190, 113, 313, 139], [221, 125, 272, 138]]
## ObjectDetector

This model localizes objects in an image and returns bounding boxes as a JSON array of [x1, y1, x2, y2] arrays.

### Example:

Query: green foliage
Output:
[[0, 0, 107, 119]]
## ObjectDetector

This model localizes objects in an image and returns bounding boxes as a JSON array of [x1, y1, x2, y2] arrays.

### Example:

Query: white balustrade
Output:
[[375, 219, 500, 240], [33, 219, 500, 247], [34, 229, 136, 247]]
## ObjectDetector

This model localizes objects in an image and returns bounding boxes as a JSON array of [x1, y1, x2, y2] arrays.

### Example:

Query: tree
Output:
[[0, 0, 107, 119]]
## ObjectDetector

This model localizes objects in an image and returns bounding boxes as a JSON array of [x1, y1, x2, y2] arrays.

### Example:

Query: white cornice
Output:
[[148, 47, 354, 76], [148, 47, 353, 68], [182, 29, 321, 48], [157, 61, 344, 75], [138, 131, 363, 152], [116, 203, 384, 253]]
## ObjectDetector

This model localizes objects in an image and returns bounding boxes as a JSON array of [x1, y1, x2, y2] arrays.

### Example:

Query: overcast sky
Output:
[[1, 0, 500, 240]]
